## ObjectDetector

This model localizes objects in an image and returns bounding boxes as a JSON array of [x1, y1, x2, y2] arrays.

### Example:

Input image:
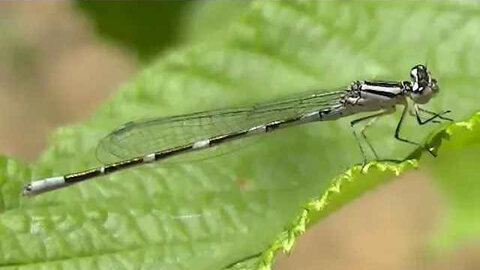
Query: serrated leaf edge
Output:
[[253, 112, 480, 270]]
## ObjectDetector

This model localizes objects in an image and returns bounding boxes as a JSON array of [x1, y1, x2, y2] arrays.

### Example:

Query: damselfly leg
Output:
[[360, 117, 379, 159], [350, 108, 395, 165], [351, 102, 453, 165], [395, 102, 438, 157], [414, 105, 453, 124]]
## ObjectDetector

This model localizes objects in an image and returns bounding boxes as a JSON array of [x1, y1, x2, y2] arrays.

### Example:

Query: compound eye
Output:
[[416, 64, 426, 71], [410, 69, 417, 80]]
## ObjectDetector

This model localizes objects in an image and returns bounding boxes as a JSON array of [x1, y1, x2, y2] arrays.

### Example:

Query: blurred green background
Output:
[[1, 1, 479, 270]]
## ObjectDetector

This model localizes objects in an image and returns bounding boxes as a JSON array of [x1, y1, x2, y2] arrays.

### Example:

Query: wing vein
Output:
[[96, 89, 347, 163]]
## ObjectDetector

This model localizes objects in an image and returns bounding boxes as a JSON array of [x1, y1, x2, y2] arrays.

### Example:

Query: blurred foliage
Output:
[[1, 1, 480, 270], [75, 1, 193, 61], [75, 1, 250, 62]]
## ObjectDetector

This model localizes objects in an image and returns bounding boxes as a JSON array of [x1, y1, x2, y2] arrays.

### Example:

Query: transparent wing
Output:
[[96, 89, 347, 164]]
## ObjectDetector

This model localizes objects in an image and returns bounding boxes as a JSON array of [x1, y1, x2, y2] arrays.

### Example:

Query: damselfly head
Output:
[[408, 64, 438, 104]]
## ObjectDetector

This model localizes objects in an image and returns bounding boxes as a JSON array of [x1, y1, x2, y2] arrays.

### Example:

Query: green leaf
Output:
[[1, 1, 480, 270], [255, 114, 480, 269], [427, 113, 480, 251]]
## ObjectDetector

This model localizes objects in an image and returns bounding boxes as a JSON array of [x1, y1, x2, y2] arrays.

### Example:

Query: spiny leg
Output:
[[416, 105, 453, 124], [395, 103, 436, 156], [360, 117, 379, 160], [350, 108, 396, 165]]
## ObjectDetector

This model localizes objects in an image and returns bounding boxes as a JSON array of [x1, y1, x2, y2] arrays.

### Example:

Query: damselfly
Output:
[[23, 64, 452, 196]]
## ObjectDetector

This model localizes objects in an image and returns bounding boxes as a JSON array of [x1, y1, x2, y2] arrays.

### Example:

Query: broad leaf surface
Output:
[[1, 1, 480, 269]]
